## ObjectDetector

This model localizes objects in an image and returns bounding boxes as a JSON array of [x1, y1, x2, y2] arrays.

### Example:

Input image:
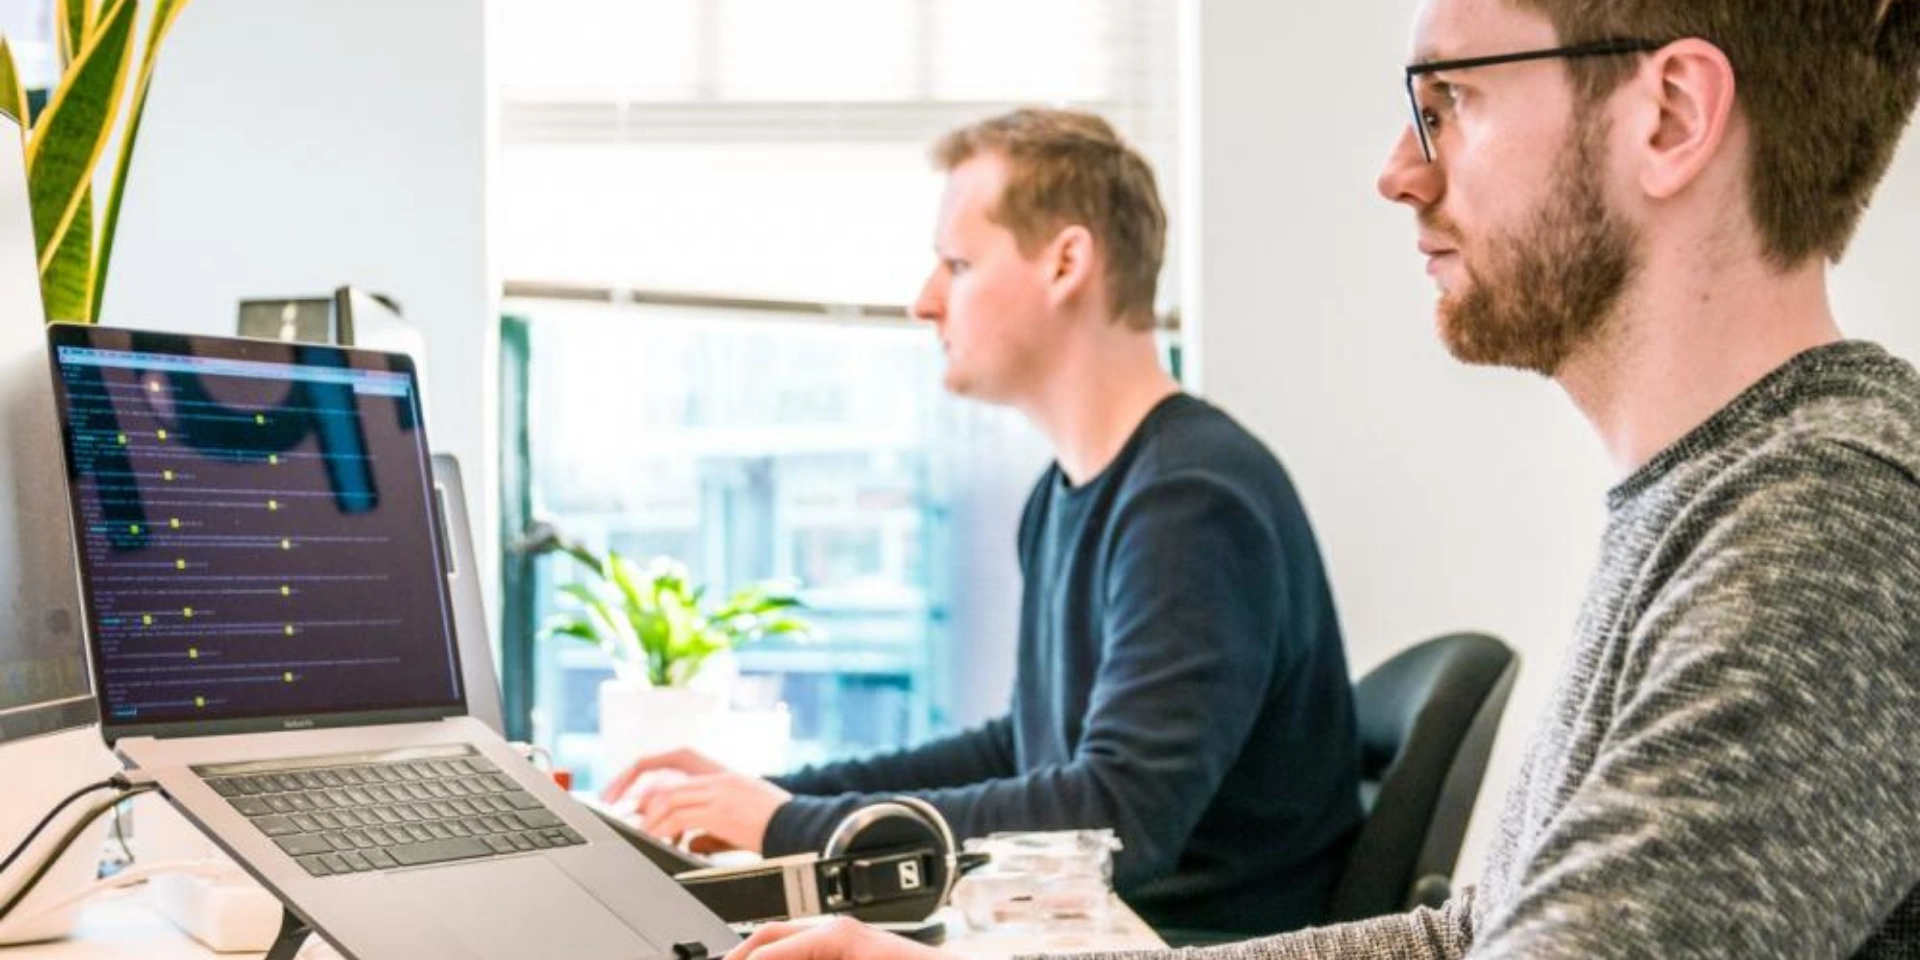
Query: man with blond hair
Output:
[[603, 108, 1364, 937], [720, 0, 1920, 956]]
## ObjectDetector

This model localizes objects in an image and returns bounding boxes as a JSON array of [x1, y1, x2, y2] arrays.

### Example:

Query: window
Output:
[[494, 0, 1178, 787]]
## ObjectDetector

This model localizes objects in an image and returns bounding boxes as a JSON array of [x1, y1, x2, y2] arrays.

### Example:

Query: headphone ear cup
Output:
[[820, 798, 956, 922]]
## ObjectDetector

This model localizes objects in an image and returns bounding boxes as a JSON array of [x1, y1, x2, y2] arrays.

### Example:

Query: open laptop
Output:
[[42, 323, 737, 960]]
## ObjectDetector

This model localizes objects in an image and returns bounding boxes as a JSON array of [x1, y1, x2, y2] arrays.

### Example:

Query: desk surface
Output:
[[1, 889, 1166, 960]]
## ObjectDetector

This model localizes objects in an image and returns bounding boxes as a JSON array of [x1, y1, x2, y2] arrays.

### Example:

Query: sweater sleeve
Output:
[[766, 472, 1290, 884], [769, 717, 1018, 798], [1465, 445, 1920, 958], [1018, 888, 1478, 960]]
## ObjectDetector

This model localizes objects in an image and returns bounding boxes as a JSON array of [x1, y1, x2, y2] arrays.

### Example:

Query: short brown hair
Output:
[[1511, 0, 1920, 268], [932, 108, 1167, 329]]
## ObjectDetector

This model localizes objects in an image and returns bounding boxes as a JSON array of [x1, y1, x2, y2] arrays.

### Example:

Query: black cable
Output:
[[0, 776, 124, 879], [0, 783, 156, 923]]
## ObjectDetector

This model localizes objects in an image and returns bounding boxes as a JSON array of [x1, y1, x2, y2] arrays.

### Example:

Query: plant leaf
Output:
[[27, 0, 136, 277], [91, 0, 191, 321], [55, 0, 98, 69], [40, 186, 93, 321], [0, 40, 28, 131]]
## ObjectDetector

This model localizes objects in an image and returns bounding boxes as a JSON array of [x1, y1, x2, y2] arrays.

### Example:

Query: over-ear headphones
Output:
[[596, 796, 987, 924]]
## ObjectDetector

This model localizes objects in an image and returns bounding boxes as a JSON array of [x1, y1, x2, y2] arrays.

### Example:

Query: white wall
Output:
[[101, 0, 499, 616], [1179, 0, 1920, 880]]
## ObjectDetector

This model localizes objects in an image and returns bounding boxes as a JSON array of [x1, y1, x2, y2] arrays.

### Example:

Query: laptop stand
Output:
[[264, 907, 312, 960]]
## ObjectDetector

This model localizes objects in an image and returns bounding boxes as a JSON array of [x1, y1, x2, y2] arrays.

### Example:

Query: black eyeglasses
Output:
[[1403, 38, 1667, 163]]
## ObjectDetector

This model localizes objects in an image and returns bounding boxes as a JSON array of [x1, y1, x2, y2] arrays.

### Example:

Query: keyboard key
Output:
[[389, 837, 491, 867], [517, 809, 564, 829], [276, 834, 333, 857], [254, 816, 299, 837], [363, 848, 399, 870], [340, 851, 374, 872], [481, 835, 517, 855], [297, 855, 333, 877], [318, 853, 350, 874], [232, 797, 273, 817], [289, 814, 322, 833], [209, 779, 241, 798], [501, 792, 543, 811]]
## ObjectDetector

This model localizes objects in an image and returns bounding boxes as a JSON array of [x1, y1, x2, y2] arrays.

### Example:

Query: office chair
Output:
[[1323, 632, 1518, 923]]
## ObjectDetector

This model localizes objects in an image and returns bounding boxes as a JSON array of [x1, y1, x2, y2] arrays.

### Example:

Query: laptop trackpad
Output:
[[385, 856, 656, 960]]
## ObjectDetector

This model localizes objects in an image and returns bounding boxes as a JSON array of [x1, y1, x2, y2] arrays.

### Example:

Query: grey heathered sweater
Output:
[[1049, 341, 1920, 959]]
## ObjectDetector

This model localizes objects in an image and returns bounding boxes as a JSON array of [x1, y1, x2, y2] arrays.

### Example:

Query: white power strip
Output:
[[151, 871, 283, 953]]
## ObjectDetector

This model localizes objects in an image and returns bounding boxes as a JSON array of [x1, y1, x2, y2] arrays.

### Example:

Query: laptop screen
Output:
[[46, 325, 465, 741]]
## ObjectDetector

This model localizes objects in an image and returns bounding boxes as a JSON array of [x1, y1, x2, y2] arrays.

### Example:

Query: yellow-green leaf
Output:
[[55, 0, 99, 70], [0, 40, 27, 131], [41, 187, 93, 322], [92, 0, 191, 320], [26, 0, 135, 275]]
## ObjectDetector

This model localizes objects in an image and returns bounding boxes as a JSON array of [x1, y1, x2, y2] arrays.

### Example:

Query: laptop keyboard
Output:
[[195, 746, 586, 878]]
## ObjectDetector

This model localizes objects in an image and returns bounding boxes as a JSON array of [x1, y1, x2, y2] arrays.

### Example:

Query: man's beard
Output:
[[1428, 115, 1641, 376]]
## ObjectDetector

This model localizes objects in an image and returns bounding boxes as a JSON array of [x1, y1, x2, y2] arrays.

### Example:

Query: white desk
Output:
[[0, 889, 1166, 960]]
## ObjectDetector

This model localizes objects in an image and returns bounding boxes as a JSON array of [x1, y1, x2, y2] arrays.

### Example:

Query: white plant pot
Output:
[[595, 679, 794, 787]]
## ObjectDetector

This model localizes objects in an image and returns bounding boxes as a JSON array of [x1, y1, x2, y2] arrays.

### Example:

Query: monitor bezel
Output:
[[44, 323, 468, 746]]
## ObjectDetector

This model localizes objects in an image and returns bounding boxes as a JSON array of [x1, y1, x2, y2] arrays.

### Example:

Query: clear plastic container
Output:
[[952, 830, 1123, 932]]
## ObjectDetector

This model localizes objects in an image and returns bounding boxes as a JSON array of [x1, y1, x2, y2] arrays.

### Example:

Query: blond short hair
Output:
[[932, 108, 1167, 329]]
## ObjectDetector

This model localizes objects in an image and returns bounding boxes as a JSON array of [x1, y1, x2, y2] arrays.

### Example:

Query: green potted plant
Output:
[[2, 0, 193, 324], [542, 546, 816, 780]]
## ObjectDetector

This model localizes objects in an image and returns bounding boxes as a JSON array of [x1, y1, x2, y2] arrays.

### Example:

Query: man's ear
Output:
[[1044, 224, 1099, 309], [1634, 38, 1738, 200]]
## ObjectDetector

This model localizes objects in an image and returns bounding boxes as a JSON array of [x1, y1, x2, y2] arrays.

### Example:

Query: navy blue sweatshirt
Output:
[[763, 394, 1362, 934]]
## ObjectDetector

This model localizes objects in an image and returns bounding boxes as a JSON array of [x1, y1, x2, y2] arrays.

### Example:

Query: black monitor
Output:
[[0, 110, 94, 748], [0, 107, 124, 947]]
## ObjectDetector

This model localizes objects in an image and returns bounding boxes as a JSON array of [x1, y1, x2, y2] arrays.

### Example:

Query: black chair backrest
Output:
[[1324, 632, 1518, 922]]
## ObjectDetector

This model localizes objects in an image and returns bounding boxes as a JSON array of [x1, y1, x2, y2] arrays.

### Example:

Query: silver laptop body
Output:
[[43, 324, 735, 960]]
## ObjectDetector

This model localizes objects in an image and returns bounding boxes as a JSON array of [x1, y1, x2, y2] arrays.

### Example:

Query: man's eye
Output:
[[945, 258, 968, 275], [1420, 82, 1459, 132]]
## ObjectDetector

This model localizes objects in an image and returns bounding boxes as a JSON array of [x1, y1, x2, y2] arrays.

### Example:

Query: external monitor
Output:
[[0, 110, 125, 945]]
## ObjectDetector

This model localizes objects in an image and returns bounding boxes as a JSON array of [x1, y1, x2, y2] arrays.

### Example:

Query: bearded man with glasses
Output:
[[722, 0, 1920, 956]]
